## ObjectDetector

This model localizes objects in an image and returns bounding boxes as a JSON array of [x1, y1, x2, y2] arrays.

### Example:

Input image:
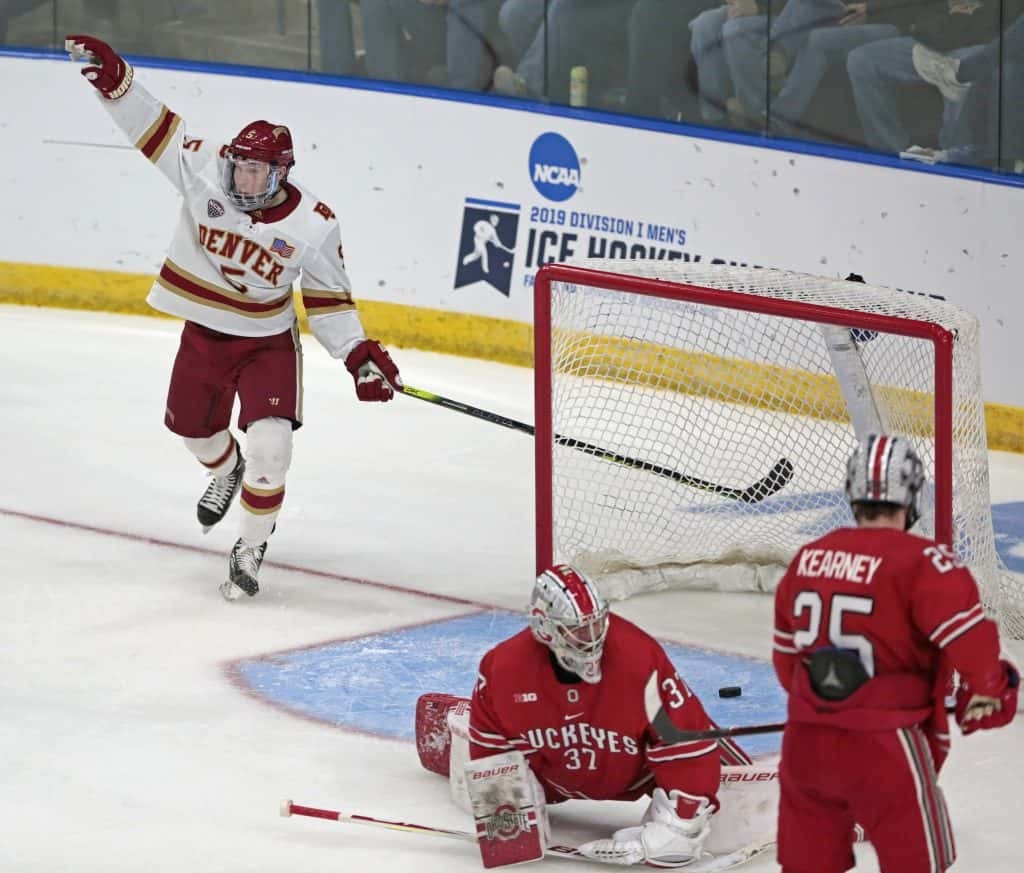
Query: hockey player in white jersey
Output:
[[65, 34, 403, 600]]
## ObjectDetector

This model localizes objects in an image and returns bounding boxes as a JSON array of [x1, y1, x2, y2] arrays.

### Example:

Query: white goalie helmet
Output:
[[529, 564, 610, 684], [845, 433, 925, 529]]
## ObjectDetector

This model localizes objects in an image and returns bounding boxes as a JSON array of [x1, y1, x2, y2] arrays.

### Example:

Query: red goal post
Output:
[[532, 261, 1018, 640]]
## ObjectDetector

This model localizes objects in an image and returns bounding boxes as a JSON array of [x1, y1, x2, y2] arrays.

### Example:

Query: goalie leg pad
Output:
[[415, 693, 470, 776], [465, 751, 547, 868], [704, 758, 779, 856]]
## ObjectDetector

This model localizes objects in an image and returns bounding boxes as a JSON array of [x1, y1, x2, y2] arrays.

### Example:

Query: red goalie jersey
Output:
[[468, 614, 729, 807]]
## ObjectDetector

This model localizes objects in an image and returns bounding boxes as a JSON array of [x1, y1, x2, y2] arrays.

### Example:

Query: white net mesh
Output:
[[539, 260, 1023, 642]]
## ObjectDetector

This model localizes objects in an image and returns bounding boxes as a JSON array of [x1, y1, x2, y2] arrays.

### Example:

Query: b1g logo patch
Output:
[[207, 199, 225, 218]]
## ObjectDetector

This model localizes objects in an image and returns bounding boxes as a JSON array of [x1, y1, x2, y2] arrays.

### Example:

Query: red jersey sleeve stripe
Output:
[[651, 737, 719, 755], [468, 725, 507, 742], [138, 107, 180, 162], [929, 603, 986, 648], [300, 288, 353, 303], [469, 736, 515, 752], [302, 297, 358, 315], [647, 741, 719, 762]]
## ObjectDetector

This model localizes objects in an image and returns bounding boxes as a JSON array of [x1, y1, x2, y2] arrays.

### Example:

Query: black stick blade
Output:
[[739, 457, 794, 504]]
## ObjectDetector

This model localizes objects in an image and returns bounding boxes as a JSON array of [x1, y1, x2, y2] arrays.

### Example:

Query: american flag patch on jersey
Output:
[[270, 237, 296, 258]]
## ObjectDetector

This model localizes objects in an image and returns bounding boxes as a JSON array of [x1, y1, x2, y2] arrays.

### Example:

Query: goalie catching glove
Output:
[[65, 34, 133, 99], [344, 339, 402, 402], [578, 788, 712, 868]]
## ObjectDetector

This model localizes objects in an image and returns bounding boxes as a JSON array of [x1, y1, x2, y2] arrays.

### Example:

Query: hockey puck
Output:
[[718, 686, 742, 698]]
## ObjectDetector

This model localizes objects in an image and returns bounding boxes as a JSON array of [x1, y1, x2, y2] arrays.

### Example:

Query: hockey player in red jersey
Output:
[[64, 35, 402, 599], [417, 564, 770, 868], [773, 434, 1019, 873]]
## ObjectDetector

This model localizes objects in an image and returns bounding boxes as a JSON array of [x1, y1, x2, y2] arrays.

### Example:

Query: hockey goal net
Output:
[[533, 260, 1022, 642]]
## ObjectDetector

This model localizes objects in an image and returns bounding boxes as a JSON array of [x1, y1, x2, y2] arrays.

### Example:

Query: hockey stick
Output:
[[400, 385, 793, 504], [654, 718, 786, 743], [281, 800, 773, 871], [281, 799, 586, 861], [644, 675, 785, 743]]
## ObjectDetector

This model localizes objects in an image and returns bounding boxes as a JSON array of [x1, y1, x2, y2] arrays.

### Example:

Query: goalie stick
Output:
[[400, 384, 793, 504], [281, 800, 773, 871], [644, 675, 785, 743]]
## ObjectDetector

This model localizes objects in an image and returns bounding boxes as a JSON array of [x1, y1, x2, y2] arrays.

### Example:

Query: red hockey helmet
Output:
[[229, 120, 295, 165], [221, 120, 295, 211]]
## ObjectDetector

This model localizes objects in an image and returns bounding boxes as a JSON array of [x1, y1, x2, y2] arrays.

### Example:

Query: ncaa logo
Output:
[[528, 132, 580, 202]]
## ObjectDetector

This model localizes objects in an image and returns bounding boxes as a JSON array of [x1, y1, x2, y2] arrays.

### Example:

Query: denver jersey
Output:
[[96, 79, 366, 357], [469, 614, 722, 806]]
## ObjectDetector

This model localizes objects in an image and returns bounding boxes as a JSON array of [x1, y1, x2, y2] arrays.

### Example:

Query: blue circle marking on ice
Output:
[[529, 132, 581, 202], [233, 611, 786, 756]]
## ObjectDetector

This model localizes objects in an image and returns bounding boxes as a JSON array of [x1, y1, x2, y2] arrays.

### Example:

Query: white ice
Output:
[[1, 305, 1021, 871]]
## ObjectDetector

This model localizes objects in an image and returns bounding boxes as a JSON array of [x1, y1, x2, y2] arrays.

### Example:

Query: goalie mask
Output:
[[529, 564, 609, 684], [845, 434, 925, 529], [221, 120, 295, 211]]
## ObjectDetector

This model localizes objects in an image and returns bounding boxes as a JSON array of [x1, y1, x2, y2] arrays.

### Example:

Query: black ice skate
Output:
[[197, 451, 245, 533], [220, 537, 268, 600]]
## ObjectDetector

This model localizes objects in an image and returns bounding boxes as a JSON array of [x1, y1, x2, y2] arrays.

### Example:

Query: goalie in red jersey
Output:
[[416, 564, 776, 868], [773, 434, 1019, 873]]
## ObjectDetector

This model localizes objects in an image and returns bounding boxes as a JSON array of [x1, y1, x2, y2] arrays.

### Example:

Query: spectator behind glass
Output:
[[316, 0, 358, 75], [361, 0, 448, 85], [904, 7, 1024, 169], [690, 0, 783, 129], [766, 0, 914, 135], [491, 0, 635, 105], [846, 0, 998, 155], [625, 0, 722, 122], [446, 0, 507, 90]]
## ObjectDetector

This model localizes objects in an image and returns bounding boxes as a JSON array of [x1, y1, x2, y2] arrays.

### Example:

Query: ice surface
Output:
[[1, 306, 1021, 871]]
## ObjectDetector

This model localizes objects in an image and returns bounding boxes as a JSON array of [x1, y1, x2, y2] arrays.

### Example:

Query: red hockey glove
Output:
[[955, 660, 1019, 735], [65, 34, 133, 99], [344, 339, 402, 402]]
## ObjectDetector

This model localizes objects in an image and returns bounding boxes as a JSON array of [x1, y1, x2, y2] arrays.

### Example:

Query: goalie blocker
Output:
[[465, 751, 548, 868]]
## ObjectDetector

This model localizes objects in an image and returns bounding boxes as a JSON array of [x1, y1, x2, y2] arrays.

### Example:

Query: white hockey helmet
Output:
[[529, 564, 609, 684], [845, 433, 925, 529]]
